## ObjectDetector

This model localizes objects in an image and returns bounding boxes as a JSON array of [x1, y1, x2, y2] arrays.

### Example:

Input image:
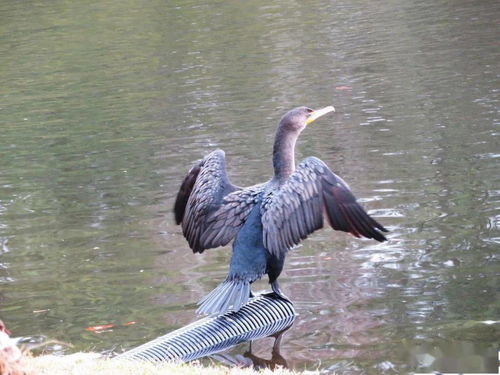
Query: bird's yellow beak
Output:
[[305, 105, 335, 125]]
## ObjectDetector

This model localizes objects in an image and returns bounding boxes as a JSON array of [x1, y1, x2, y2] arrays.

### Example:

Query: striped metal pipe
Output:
[[115, 294, 296, 362]]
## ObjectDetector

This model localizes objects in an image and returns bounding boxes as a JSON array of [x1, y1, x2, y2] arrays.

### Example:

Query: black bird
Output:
[[174, 106, 388, 315]]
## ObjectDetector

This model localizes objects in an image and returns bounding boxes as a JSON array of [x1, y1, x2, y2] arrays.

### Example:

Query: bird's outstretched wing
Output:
[[261, 156, 388, 258], [174, 149, 261, 253], [200, 184, 264, 249]]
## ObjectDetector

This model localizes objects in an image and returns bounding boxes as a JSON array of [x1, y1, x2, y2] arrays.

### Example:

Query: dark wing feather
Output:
[[200, 185, 264, 249], [174, 150, 237, 252], [174, 149, 261, 253], [174, 162, 201, 225], [262, 157, 388, 258]]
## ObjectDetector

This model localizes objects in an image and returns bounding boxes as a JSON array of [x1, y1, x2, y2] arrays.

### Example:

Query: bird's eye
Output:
[[306, 108, 314, 113]]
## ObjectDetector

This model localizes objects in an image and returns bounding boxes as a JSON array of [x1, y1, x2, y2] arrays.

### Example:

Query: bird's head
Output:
[[279, 106, 335, 133]]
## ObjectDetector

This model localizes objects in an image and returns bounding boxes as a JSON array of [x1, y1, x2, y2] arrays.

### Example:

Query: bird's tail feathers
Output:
[[197, 279, 250, 316]]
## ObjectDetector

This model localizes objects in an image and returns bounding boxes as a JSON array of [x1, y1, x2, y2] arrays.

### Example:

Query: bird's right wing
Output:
[[174, 149, 261, 253], [261, 157, 388, 258]]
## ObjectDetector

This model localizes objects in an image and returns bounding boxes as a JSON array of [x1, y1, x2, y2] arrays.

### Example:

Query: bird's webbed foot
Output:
[[267, 280, 290, 301]]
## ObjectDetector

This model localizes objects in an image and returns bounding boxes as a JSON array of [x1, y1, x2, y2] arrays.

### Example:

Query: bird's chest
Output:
[[234, 203, 264, 248], [230, 203, 269, 277]]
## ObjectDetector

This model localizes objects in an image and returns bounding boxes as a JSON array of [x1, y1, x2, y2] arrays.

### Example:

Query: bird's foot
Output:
[[267, 281, 290, 301]]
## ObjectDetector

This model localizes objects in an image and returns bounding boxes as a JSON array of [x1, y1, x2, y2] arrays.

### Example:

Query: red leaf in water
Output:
[[123, 321, 136, 326], [335, 86, 352, 91], [85, 324, 115, 332]]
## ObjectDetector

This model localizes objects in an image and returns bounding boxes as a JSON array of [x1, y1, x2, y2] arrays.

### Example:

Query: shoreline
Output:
[[18, 352, 316, 375]]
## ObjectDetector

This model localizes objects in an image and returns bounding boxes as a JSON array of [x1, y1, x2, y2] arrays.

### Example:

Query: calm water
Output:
[[1, 0, 499, 373]]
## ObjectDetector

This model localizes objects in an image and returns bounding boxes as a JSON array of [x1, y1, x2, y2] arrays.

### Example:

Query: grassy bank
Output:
[[20, 353, 316, 375]]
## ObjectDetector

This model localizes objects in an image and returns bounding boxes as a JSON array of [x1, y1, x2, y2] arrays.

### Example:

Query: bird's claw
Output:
[[266, 281, 290, 301], [266, 290, 290, 301]]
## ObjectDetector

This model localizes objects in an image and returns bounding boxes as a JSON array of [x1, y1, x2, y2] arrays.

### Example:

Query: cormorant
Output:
[[174, 106, 388, 315]]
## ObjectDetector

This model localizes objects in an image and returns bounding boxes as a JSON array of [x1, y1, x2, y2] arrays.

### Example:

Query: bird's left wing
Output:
[[174, 150, 239, 253], [174, 149, 262, 253], [261, 157, 388, 258], [200, 184, 264, 249]]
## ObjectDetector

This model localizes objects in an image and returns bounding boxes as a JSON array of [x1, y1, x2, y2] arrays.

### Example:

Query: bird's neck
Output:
[[272, 125, 299, 182]]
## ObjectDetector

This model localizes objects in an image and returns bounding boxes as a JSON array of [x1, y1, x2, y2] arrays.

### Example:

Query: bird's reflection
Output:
[[211, 325, 291, 370]]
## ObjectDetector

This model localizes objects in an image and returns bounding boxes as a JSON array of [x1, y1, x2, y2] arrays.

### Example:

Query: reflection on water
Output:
[[212, 325, 291, 371], [1, 0, 499, 373]]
